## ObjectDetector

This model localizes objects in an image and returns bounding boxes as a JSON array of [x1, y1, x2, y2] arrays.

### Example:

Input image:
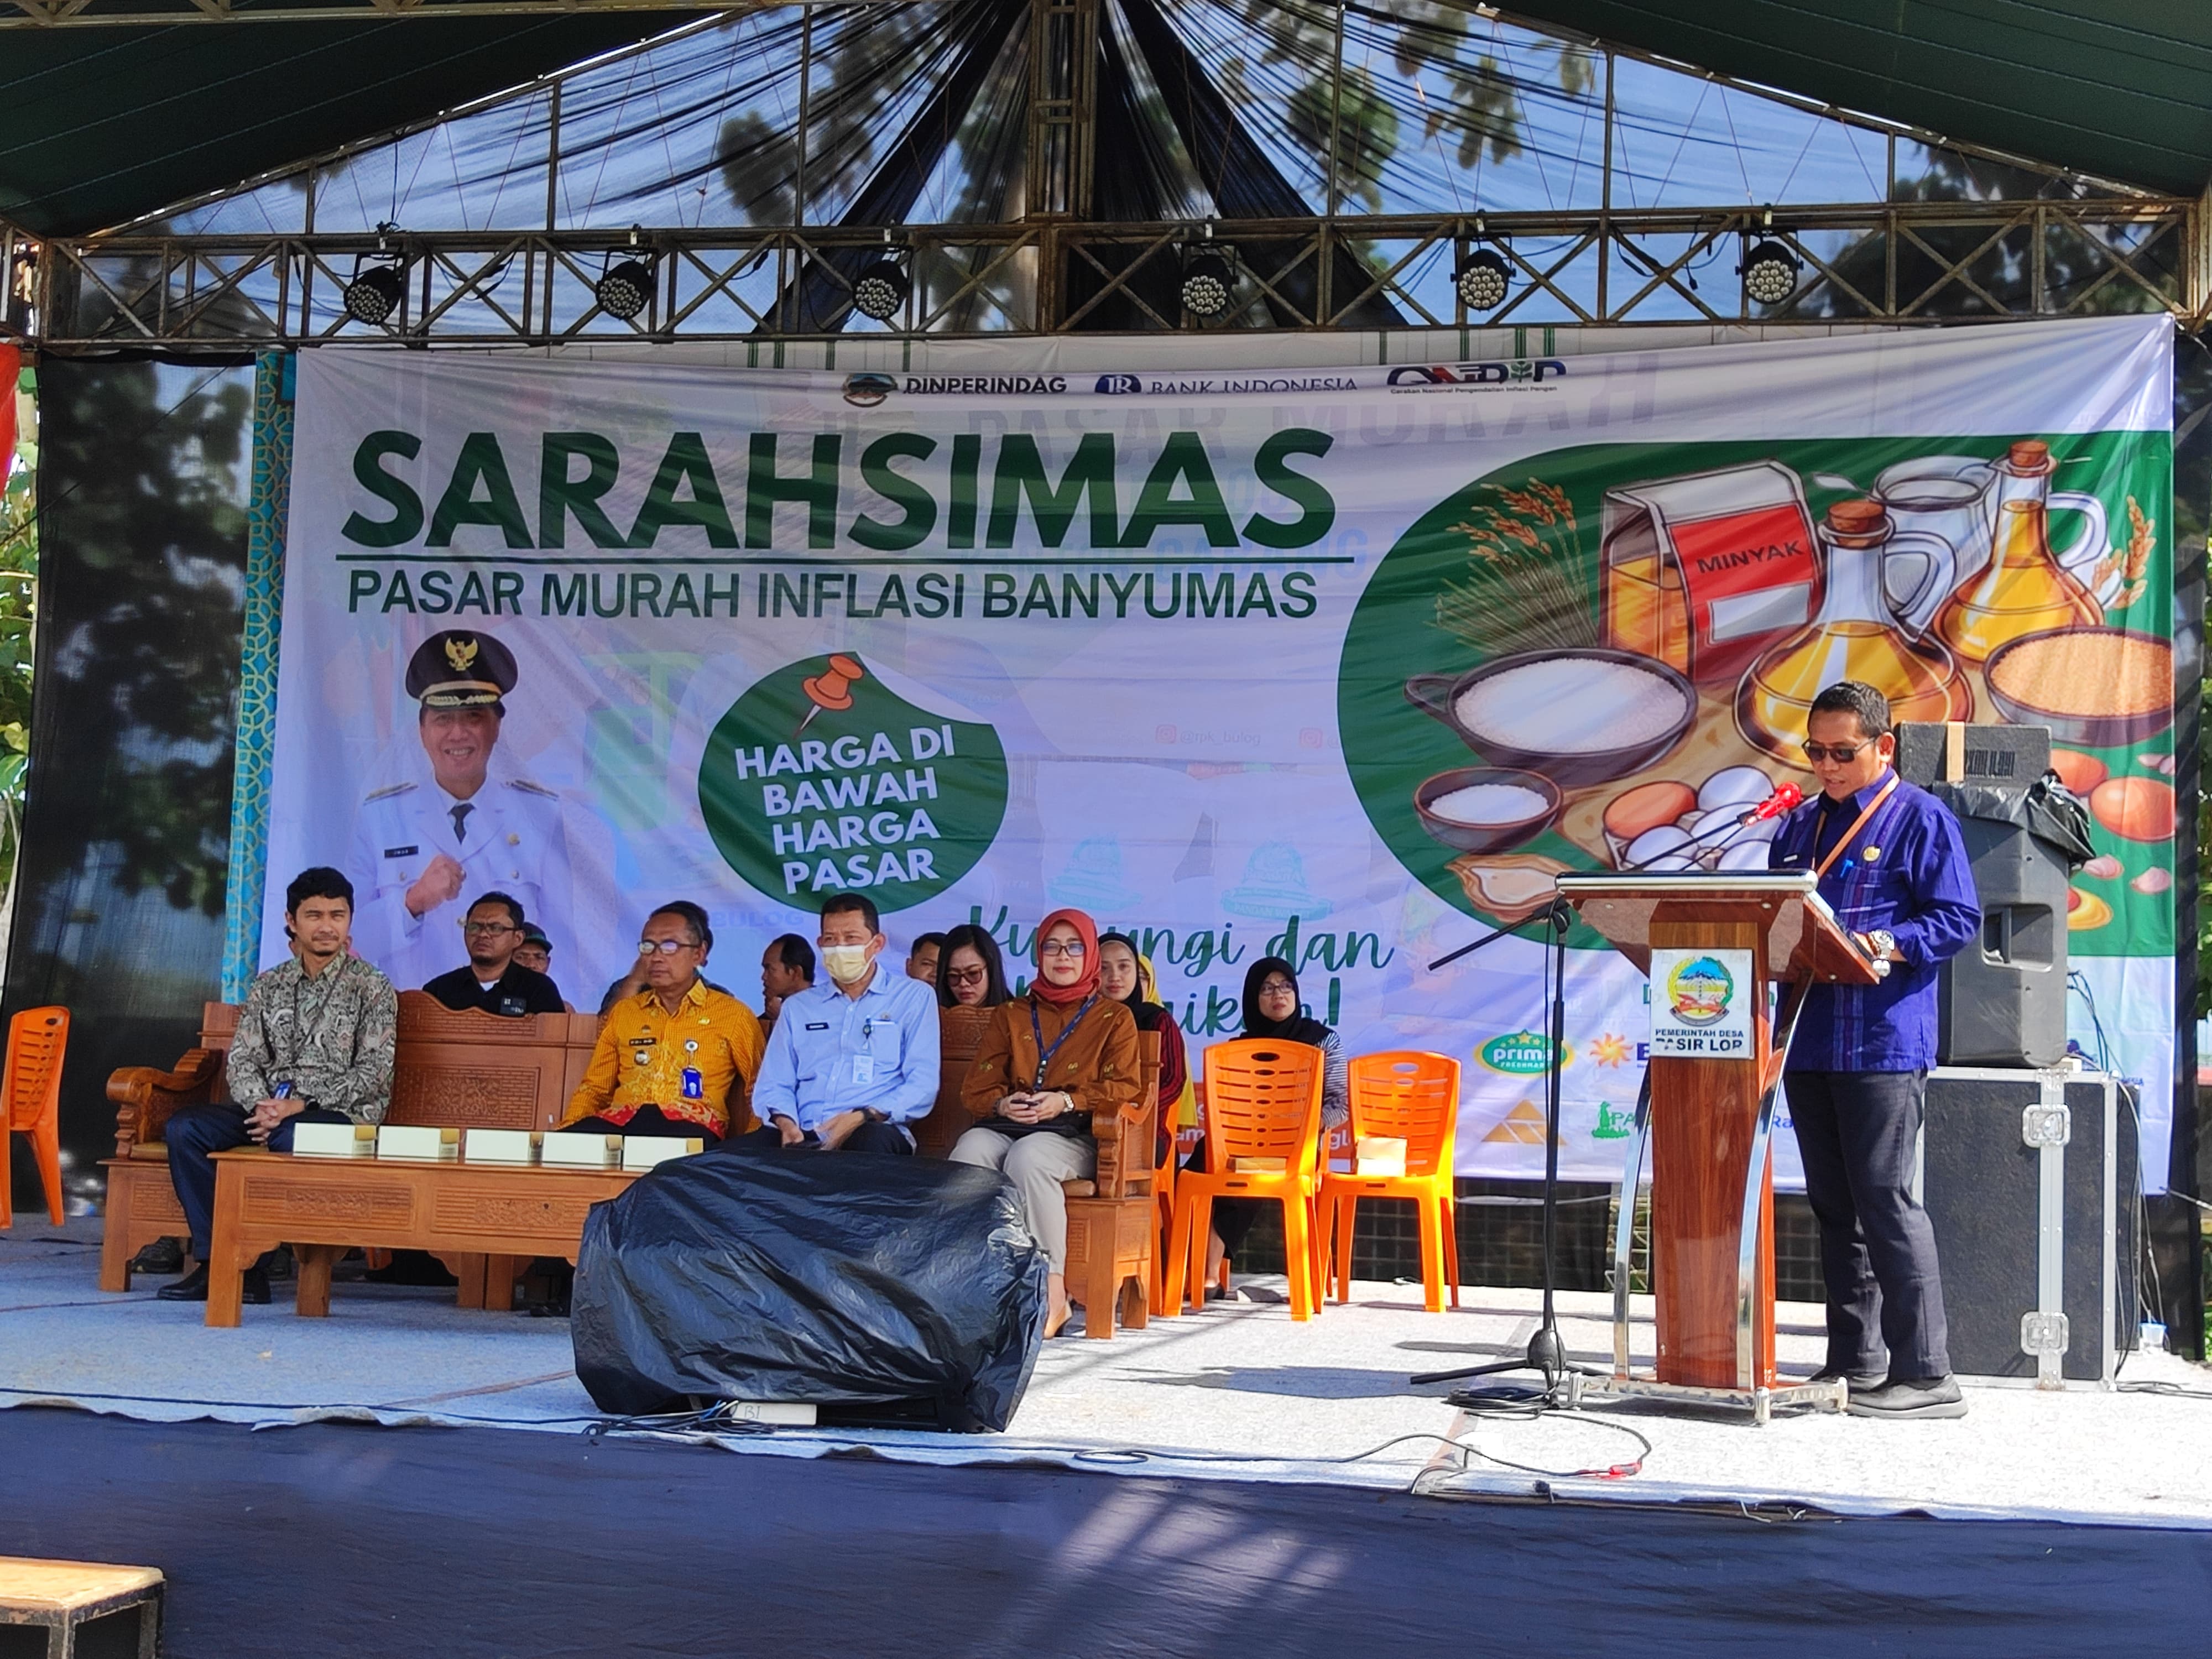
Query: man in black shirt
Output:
[[424, 892, 566, 1015]]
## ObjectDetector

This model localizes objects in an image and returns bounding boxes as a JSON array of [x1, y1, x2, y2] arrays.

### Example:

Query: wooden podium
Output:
[[1556, 872, 1881, 1422]]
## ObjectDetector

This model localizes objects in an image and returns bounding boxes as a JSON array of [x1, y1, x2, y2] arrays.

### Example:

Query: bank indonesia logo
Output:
[[1095, 374, 1142, 395]]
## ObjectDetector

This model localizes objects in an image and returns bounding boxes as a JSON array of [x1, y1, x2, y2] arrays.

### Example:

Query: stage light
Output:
[[1455, 248, 1511, 312], [1180, 251, 1234, 320], [851, 258, 911, 322], [342, 262, 405, 327], [1741, 238, 1800, 306], [596, 258, 654, 321]]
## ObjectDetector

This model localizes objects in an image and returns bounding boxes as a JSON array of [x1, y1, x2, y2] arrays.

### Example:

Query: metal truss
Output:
[[6, 196, 2190, 350]]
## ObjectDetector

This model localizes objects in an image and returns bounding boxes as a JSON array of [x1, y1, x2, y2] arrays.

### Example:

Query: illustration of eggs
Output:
[[2089, 776, 2176, 843], [2049, 749, 2107, 795], [1717, 840, 1772, 872], [1625, 825, 1696, 871], [1692, 805, 1777, 845], [1604, 780, 1698, 843], [1699, 765, 1772, 812]]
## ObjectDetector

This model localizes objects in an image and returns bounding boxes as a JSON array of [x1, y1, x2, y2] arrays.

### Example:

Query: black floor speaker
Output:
[[1896, 719, 2068, 1067], [1922, 1068, 2138, 1385]]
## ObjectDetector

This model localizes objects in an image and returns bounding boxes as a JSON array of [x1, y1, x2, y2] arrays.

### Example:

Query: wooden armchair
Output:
[[1061, 1029, 1160, 1339], [100, 1003, 238, 1291]]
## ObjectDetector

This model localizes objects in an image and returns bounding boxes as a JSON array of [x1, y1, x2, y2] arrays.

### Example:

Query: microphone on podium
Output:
[[1740, 781, 1803, 823]]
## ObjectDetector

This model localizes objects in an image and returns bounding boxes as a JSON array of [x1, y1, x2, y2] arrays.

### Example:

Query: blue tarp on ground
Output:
[[6, 1408, 2212, 1658]]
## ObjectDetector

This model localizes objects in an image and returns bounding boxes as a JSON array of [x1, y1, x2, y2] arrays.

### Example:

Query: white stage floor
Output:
[[5, 1217, 2208, 1528]]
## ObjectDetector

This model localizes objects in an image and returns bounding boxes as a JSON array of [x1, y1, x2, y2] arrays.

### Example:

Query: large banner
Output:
[[271, 318, 2179, 1186]]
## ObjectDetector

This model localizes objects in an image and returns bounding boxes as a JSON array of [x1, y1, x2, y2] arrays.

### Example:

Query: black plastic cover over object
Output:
[[572, 1151, 1048, 1431]]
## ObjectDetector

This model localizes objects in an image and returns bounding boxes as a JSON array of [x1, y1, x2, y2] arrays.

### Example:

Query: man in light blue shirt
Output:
[[733, 893, 940, 1154]]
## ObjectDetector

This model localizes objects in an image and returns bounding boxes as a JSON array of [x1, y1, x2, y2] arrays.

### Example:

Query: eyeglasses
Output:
[[1259, 979, 1297, 997], [636, 938, 696, 956], [461, 920, 517, 936], [1039, 941, 1087, 959], [1801, 740, 1872, 764], [946, 965, 988, 987]]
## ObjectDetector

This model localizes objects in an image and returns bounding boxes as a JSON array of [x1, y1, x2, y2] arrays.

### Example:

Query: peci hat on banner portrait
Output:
[[406, 630, 518, 712]]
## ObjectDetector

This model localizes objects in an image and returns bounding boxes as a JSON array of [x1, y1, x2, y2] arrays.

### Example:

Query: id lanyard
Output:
[[1814, 772, 1900, 880], [1029, 994, 1098, 1091]]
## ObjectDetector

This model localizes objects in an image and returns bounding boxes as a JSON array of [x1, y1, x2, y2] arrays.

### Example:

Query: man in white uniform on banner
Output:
[[350, 629, 572, 993]]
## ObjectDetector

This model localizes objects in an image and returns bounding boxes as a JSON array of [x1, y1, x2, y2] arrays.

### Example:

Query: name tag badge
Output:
[[853, 1055, 875, 1086], [680, 1067, 705, 1100], [498, 996, 525, 1016], [805, 1022, 830, 1032], [382, 844, 418, 859]]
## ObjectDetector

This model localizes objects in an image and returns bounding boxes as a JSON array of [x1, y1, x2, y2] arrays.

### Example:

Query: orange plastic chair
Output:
[[1163, 1039, 1324, 1321], [1, 1006, 70, 1229], [1315, 1051, 1462, 1312]]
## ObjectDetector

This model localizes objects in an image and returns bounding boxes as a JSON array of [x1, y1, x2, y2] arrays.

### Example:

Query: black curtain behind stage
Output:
[[4, 1410, 2210, 1658], [3, 358, 254, 1218]]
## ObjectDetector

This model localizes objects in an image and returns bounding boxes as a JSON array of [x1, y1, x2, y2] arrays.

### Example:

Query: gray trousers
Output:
[[950, 1125, 1095, 1271], [1786, 1069, 1952, 1379]]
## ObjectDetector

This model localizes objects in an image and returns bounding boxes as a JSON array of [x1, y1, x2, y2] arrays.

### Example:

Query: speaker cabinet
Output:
[[1895, 719, 2068, 1067], [1922, 1068, 2137, 1386]]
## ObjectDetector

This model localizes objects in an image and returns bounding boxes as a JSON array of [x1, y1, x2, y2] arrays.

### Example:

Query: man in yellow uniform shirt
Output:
[[561, 901, 764, 1146]]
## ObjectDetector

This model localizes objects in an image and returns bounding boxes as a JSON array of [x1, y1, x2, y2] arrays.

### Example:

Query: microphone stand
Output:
[[1410, 793, 1795, 1401]]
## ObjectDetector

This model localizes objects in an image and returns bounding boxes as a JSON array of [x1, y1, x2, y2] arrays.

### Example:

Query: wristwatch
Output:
[[1867, 930, 1896, 961]]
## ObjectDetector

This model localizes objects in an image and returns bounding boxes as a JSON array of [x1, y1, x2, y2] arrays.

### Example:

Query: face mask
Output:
[[821, 943, 872, 984]]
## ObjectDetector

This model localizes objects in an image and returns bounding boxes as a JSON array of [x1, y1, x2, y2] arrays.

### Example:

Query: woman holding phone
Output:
[[952, 907, 1140, 1337]]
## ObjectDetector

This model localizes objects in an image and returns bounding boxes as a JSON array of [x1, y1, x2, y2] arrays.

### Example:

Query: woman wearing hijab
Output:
[[1200, 957, 1349, 1287], [935, 922, 1012, 1010], [1097, 931, 1190, 1160], [953, 908, 1141, 1337]]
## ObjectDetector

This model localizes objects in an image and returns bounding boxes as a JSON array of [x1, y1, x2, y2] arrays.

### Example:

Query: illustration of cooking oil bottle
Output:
[[1739, 499, 1974, 768], [1935, 440, 2103, 662]]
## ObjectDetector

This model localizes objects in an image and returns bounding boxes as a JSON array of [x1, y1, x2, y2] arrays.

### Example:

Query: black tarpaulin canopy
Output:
[[1, 1, 2209, 240]]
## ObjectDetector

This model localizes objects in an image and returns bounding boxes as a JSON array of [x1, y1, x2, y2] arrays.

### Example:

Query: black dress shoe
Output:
[[1808, 1365, 1888, 1390], [131, 1237, 185, 1275], [1846, 1374, 1967, 1420], [155, 1264, 210, 1301], [241, 1266, 272, 1306]]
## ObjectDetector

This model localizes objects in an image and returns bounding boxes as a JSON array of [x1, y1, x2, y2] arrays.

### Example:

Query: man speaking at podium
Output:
[[1768, 681, 1980, 1421]]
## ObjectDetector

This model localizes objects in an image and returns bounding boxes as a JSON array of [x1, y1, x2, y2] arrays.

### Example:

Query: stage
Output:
[[8, 1218, 2212, 1655], [5, 1217, 2209, 1530]]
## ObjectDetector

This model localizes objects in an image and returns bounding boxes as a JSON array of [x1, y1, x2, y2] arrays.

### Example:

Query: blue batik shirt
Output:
[[1768, 768, 1980, 1073]]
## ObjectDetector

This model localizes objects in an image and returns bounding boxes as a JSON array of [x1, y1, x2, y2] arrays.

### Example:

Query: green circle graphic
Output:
[[700, 652, 1008, 912]]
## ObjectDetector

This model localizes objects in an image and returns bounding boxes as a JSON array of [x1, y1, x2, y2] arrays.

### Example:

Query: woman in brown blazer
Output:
[[952, 906, 1139, 1337]]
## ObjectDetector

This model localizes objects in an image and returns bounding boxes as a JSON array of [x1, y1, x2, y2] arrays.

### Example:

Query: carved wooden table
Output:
[[203, 1149, 639, 1328]]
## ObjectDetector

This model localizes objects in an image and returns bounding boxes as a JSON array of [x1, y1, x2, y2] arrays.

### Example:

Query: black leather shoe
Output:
[[241, 1266, 272, 1306], [1846, 1374, 1967, 1420], [1808, 1365, 1887, 1391], [155, 1264, 210, 1302]]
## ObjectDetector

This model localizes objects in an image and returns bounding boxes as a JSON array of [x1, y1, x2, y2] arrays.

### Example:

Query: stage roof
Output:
[[1, 1, 2207, 239]]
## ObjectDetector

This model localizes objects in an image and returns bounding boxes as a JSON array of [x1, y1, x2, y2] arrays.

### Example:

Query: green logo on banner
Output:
[[1477, 1030, 1568, 1074], [699, 652, 1007, 912]]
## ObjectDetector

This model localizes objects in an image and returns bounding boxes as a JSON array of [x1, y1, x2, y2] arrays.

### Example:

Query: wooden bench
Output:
[[202, 1147, 640, 1327], [101, 992, 603, 1294], [0, 1555, 162, 1657], [914, 1004, 994, 1158]]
